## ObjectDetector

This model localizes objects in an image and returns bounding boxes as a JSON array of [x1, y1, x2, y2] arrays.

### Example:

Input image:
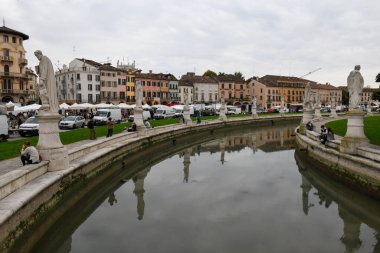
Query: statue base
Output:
[[183, 108, 192, 126], [37, 111, 68, 171], [251, 109, 258, 118], [299, 108, 313, 135], [330, 108, 338, 118], [340, 110, 369, 155], [133, 106, 145, 131], [313, 108, 322, 119], [219, 107, 227, 121]]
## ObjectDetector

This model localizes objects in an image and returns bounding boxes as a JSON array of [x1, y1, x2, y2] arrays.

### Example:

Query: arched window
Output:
[[4, 65, 9, 73]]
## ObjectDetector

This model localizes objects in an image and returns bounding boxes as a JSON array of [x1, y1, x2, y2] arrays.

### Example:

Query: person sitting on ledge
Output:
[[20, 141, 40, 166], [326, 128, 335, 141], [126, 122, 137, 132], [319, 125, 328, 144], [306, 121, 314, 131]]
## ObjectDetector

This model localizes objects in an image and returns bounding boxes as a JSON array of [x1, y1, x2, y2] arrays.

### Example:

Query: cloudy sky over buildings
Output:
[[1, 0, 379, 86]]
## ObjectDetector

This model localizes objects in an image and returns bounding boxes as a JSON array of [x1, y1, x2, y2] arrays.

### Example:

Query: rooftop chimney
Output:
[[149, 70, 152, 74]]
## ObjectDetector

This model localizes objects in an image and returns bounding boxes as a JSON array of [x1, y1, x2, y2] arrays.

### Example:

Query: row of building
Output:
[[1, 25, 379, 109]]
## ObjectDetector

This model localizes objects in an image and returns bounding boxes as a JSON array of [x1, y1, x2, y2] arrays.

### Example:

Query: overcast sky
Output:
[[1, 0, 379, 87]]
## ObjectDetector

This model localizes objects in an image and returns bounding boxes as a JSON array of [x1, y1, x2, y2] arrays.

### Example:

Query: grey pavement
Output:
[[0, 136, 106, 177]]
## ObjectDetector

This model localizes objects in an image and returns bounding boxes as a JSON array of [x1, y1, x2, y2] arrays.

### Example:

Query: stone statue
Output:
[[34, 50, 59, 113], [221, 93, 225, 104], [252, 96, 257, 108], [347, 65, 364, 110], [303, 82, 312, 109], [135, 80, 143, 105], [184, 91, 188, 106]]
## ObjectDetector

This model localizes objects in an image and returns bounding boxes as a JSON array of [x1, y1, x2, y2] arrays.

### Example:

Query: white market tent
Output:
[[142, 104, 151, 109], [59, 103, 70, 110], [6, 101, 15, 108], [80, 103, 95, 109], [118, 103, 134, 109], [95, 103, 117, 109]]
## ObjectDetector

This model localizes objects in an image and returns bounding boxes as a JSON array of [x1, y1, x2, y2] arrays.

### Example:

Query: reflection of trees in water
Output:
[[295, 150, 380, 253]]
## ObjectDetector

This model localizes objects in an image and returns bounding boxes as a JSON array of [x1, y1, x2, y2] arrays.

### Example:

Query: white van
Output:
[[94, 108, 122, 125], [19, 116, 39, 137], [153, 106, 176, 119], [0, 115, 9, 141], [226, 106, 242, 115], [128, 110, 151, 122]]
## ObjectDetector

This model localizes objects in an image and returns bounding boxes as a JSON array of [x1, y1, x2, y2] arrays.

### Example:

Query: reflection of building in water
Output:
[[133, 167, 150, 220], [183, 148, 191, 183], [295, 150, 380, 253], [186, 126, 296, 157]]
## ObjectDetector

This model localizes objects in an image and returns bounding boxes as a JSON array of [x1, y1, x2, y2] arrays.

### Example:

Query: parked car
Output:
[[59, 116, 85, 129], [266, 108, 279, 113], [19, 117, 39, 137], [320, 107, 331, 113]]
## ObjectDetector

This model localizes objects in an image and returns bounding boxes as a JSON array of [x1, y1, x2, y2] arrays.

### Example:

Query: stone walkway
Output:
[[0, 136, 106, 177]]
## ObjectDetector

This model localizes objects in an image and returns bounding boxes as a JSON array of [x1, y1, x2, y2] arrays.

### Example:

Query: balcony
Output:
[[0, 89, 32, 95], [0, 72, 28, 78], [18, 58, 28, 66], [0, 56, 13, 63]]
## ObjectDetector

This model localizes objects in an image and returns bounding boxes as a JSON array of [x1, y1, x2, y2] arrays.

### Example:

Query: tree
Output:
[[246, 76, 259, 83], [341, 89, 349, 105], [373, 90, 380, 101], [234, 71, 245, 81], [203, 70, 217, 77], [376, 73, 380, 82]]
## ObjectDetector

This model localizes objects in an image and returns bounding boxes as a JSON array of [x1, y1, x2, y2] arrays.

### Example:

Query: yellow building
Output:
[[126, 70, 137, 104], [0, 25, 33, 105]]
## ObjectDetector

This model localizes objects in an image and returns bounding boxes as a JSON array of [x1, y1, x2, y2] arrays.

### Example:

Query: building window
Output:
[[88, 84, 93, 90], [229, 84, 232, 89], [120, 92, 125, 99], [77, 94, 82, 102], [88, 94, 93, 103], [12, 37, 16, 43], [77, 84, 81, 90], [3, 35, 8, 43], [95, 75, 100, 81], [96, 85, 100, 91], [3, 49, 9, 57], [96, 94, 100, 102], [87, 74, 92, 81], [113, 92, 117, 98]]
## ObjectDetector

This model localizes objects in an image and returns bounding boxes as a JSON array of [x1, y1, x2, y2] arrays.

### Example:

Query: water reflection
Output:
[[12, 123, 380, 253], [295, 151, 380, 253]]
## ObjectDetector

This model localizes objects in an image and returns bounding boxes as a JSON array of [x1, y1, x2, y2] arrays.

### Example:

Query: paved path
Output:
[[0, 136, 106, 177]]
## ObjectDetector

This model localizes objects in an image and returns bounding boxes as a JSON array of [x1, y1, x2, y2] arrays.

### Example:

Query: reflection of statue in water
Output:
[[34, 50, 59, 113], [133, 168, 149, 220], [347, 65, 364, 110], [303, 82, 312, 110], [108, 192, 117, 206]]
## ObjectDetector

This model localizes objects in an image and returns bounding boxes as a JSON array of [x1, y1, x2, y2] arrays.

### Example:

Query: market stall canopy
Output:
[[142, 104, 151, 109], [69, 103, 85, 110], [5, 101, 15, 108], [80, 103, 95, 109], [95, 103, 116, 109], [13, 103, 41, 113], [118, 103, 134, 109], [59, 103, 70, 110]]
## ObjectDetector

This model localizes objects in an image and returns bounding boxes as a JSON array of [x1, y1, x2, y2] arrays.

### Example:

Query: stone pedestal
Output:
[[219, 104, 227, 121], [330, 108, 338, 118], [340, 111, 369, 155], [37, 111, 68, 171], [251, 108, 258, 118], [314, 107, 322, 119], [299, 108, 313, 135], [183, 106, 192, 126], [133, 106, 145, 131]]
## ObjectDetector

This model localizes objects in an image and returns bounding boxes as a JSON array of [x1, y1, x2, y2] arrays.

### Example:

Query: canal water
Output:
[[11, 123, 380, 253]]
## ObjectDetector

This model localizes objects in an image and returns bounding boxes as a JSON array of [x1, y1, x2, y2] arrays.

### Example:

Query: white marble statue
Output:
[[347, 65, 364, 110], [184, 91, 188, 106], [303, 82, 312, 109], [34, 50, 59, 113], [252, 96, 257, 108], [135, 80, 143, 105], [221, 93, 225, 104]]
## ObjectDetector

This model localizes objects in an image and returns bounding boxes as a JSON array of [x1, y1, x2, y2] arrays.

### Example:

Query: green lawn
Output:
[[0, 113, 302, 161], [326, 116, 380, 146]]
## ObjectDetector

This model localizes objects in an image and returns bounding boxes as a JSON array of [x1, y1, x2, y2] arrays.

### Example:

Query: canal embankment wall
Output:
[[295, 131, 380, 200], [0, 115, 300, 252]]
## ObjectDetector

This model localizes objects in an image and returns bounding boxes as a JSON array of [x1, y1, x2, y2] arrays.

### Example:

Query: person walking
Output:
[[88, 116, 96, 140], [106, 117, 115, 137], [20, 141, 40, 166]]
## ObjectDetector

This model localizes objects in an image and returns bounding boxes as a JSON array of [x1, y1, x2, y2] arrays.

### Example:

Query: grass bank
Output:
[[326, 116, 380, 146]]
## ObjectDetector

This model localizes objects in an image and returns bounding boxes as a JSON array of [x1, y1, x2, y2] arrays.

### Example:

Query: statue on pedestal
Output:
[[347, 65, 364, 110], [303, 82, 312, 110], [34, 50, 59, 113]]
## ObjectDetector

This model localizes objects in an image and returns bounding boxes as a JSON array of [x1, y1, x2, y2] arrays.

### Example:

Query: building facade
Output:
[[55, 58, 101, 104], [180, 72, 218, 104], [0, 25, 35, 105]]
